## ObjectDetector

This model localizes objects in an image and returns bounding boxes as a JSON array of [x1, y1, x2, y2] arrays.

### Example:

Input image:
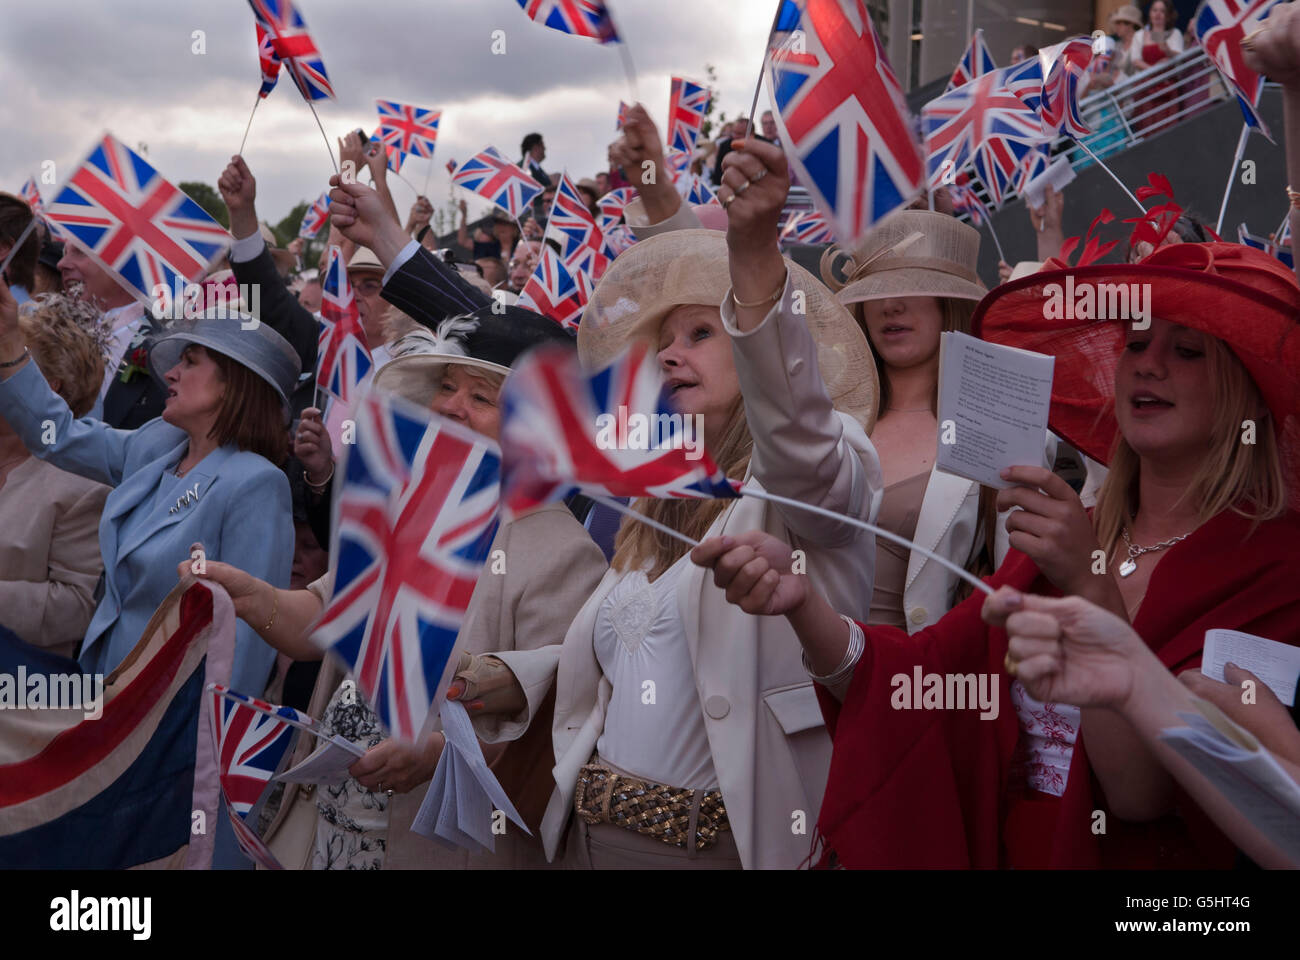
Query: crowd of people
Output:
[[0, 3, 1298, 872]]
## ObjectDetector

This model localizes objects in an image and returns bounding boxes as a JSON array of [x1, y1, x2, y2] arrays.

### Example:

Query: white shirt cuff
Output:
[[383, 240, 420, 287], [230, 230, 266, 264]]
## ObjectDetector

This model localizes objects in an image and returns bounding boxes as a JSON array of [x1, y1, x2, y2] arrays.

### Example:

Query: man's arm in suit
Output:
[[230, 239, 318, 375], [381, 241, 493, 330]]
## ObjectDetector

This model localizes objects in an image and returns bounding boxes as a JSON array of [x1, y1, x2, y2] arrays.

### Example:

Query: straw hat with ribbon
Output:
[[821, 209, 987, 309], [578, 228, 878, 431], [972, 241, 1300, 508], [1109, 4, 1144, 28]]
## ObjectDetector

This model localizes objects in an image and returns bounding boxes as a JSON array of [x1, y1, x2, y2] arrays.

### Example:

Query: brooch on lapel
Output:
[[170, 482, 201, 515]]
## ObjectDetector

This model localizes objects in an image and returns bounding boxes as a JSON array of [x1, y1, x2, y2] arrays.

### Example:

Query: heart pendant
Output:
[[1118, 558, 1137, 578]]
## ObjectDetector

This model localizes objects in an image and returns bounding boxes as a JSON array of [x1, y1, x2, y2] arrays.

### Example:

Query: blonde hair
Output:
[[1093, 335, 1286, 553], [856, 296, 974, 418], [610, 394, 752, 581], [19, 294, 107, 417], [445, 362, 504, 392]]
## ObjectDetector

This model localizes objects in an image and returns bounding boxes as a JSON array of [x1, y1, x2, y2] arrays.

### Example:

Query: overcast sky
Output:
[[1, 0, 778, 228]]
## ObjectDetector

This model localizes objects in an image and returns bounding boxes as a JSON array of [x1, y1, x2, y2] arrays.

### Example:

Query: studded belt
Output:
[[574, 756, 729, 850]]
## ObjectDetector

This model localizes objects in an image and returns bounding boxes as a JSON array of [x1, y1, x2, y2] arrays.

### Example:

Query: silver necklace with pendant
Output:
[[1118, 527, 1191, 577]]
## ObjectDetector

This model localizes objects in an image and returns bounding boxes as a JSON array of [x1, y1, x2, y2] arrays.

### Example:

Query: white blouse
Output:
[[1011, 681, 1080, 798], [593, 556, 719, 790]]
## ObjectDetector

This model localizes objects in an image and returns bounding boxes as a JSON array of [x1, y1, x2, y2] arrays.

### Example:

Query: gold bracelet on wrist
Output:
[[731, 267, 789, 309], [304, 463, 334, 491], [262, 586, 279, 633]]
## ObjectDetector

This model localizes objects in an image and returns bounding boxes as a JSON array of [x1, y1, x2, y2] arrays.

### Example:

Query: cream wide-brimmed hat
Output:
[[826, 209, 987, 307], [1109, 4, 1143, 28], [577, 229, 879, 431]]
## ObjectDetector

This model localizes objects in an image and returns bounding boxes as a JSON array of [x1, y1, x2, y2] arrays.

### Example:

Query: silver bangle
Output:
[[803, 615, 865, 688]]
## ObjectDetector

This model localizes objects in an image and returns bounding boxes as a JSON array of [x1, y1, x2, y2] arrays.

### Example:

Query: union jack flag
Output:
[[1015, 142, 1052, 195], [923, 67, 1045, 188], [19, 177, 43, 215], [1238, 222, 1295, 268], [973, 136, 1033, 206], [1194, 0, 1281, 138], [617, 100, 629, 130], [946, 29, 997, 91], [681, 174, 720, 207], [453, 147, 543, 221], [667, 77, 712, 155], [1033, 37, 1094, 138], [950, 179, 990, 227], [516, 0, 620, 43], [780, 209, 836, 244], [312, 391, 502, 742], [517, 244, 593, 331], [664, 146, 692, 186], [544, 172, 616, 280], [370, 129, 405, 174], [596, 186, 636, 232], [44, 133, 230, 302], [317, 245, 373, 404], [255, 23, 281, 98], [298, 189, 331, 239], [1279, 217, 1292, 247], [1090, 34, 1115, 75], [604, 223, 637, 255], [208, 684, 311, 870], [498, 342, 739, 517], [247, 0, 335, 101], [766, 0, 925, 244], [375, 100, 442, 160]]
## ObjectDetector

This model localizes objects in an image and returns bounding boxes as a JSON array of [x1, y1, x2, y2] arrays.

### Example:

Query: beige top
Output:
[[0, 456, 109, 657], [867, 470, 930, 630]]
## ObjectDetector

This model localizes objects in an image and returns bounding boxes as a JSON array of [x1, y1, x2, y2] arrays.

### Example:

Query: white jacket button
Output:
[[909, 606, 927, 625], [704, 695, 730, 719]]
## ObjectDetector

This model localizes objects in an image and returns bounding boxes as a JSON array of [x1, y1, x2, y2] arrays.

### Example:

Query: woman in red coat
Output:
[[692, 241, 1300, 868]]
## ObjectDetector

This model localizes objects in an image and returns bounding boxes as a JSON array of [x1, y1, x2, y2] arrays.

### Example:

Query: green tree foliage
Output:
[[273, 202, 309, 247], [179, 181, 228, 229], [699, 63, 726, 141]]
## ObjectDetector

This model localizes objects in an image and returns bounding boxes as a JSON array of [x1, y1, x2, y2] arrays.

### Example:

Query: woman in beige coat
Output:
[[461, 129, 883, 869], [0, 295, 108, 656]]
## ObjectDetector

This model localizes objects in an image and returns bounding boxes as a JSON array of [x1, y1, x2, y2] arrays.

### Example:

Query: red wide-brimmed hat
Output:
[[972, 241, 1300, 505]]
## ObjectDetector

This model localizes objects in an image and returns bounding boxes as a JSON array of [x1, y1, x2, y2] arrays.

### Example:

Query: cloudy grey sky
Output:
[[0, 0, 778, 228]]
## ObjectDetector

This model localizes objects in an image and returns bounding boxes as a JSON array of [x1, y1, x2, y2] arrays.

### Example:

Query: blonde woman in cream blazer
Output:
[[467, 126, 883, 869]]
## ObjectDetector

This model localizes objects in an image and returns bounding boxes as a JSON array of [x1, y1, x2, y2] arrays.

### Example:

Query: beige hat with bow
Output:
[[825, 209, 987, 308], [578, 229, 879, 431]]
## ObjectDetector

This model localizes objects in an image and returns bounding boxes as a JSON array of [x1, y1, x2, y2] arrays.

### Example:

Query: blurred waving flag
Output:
[[515, 0, 620, 43], [546, 172, 617, 280], [667, 77, 712, 155], [318, 245, 373, 404], [596, 186, 636, 231], [1194, 0, 1281, 140], [617, 100, 630, 130], [19, 177, 43, 215], [682, 174, 720, 207], [517, 244, 593, 331], [312, 392, 501, 743], [781, 209, 836, 245], [766, 0, 924, 244], [946, 29, 997, 91], [298, 190, 331, 239], [923, 68, 1045, 188], [973, 136, 1033, 206], [950, 177, 990, 227], [1032, 38, 1094, 138], [375, 100, 442, 160], [1015, 142, 1052, 195], [45, 133, 230, 302], [246, 0, 335, 101], [255, 24, 281, 98], [208, 684, 311, 869], [499, 342, 739, 517], [453, 147, 543, 221]]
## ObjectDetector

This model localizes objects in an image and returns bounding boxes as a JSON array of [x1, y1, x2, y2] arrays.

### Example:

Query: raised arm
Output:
[[717, 138, 881, 544]]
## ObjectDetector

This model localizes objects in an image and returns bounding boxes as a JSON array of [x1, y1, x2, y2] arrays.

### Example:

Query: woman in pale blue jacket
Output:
[[0, 285, 296, 697]]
